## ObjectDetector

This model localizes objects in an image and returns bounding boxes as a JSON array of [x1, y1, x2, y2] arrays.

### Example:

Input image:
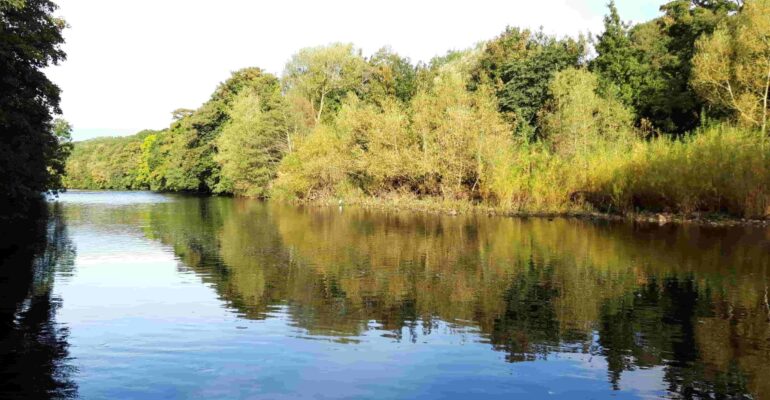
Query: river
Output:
[[1, 191, 768, 399]]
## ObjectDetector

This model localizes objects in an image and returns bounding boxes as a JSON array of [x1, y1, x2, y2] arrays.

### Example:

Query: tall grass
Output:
[[585, 125, 770, 218]]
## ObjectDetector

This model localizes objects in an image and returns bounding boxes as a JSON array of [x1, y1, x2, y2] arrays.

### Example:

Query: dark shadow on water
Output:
[[0, 202, 77, 399]]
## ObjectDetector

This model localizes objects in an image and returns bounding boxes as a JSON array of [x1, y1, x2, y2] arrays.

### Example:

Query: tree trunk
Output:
[[762, 59, 770, 135], [316, 91, 326, 124]]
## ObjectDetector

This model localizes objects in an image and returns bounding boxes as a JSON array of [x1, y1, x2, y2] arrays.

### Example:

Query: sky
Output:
[[44, 0, 667, 141]]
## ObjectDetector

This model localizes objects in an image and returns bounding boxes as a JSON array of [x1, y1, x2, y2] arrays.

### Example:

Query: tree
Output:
[[471, 27, 531, 93], [363, 47, 417, 104], [215, 74, 289, 197], [282, 43, 367, 124], [151, 67, 274, 193], [0, 0, 67, 217], [48, 117, 73, 190], [543, 68, 634, 158], [412, 71, 512, 199], [634, 0, 739, 133], [471, 28, 586, 137], [591, 1, 643, 107], [692, 0, 770, 133], [335, 96, 419, 193]]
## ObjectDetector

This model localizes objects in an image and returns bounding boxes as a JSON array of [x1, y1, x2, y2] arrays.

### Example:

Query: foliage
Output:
[[412, 71, 513, 199], [590, 1, 644, 107], [64, 4, 770, 219], [471, 28, 586, 137], [0, 0, 68, 218], [637, 0, 737, 134], [589, 124, 770, 217], [337, 96, 419, 193], [64, 133, 150, 189], [271, 123, 354, 200], [215, 74, 289, 197], [692, 0, 770, 134], [590, 0, 740, 134], [282, 43, 368, 124], [364, 47, 418, 104], [543, 68, 635, 158]]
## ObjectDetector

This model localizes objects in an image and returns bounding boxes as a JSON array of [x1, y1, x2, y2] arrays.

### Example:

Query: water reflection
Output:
[[0, 203, 77, 399], [5, 193, 770, 399], [99, 196, 769, 399]]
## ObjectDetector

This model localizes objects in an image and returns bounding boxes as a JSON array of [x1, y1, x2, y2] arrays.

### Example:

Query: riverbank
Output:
[[286, 193, 770, 227], [59, 187, 770, 227]]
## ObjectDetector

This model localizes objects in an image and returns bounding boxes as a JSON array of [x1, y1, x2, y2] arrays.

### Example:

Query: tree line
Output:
[[65, 0, 770, 218]]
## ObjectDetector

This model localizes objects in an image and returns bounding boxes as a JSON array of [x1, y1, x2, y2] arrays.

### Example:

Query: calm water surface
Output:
[[1, 191, 769, 399]]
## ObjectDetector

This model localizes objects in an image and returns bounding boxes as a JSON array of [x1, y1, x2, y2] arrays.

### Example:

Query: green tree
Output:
[[152, 68, 272, 192], [412, 71, 512, 199], [635, 0, 740, 133], [471, 27, 531, 92], [0, 0, 67, 217], [472, 29, 586, 137], [591, 1, 643, 107], [215, 73, 289, 197], [336, 96, 420, 193], [692, 0, 770, 133]]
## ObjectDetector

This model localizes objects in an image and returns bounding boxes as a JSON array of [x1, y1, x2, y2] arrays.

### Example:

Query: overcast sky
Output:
[[44, 0, 667, 141]]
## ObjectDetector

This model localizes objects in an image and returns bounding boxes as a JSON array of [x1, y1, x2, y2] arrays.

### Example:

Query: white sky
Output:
[[44, 0, 667, 141]]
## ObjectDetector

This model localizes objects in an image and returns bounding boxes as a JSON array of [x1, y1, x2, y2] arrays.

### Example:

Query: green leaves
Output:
[[215, 78, 288, 197], [1, 0, 66, 217]]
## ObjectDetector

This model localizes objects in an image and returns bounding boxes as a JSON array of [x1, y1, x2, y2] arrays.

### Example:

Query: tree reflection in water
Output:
[[118, 197, 769, 399], [0, 203, 77, 399]]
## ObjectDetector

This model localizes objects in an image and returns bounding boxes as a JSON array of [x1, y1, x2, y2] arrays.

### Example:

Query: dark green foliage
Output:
[[500, 37, 585, 137], [472, 28, 586, 137], [650, 0, 740, 133], [593, 0, 740, 134], [591, 1, 644, 107], [0, 0, 68, 218]]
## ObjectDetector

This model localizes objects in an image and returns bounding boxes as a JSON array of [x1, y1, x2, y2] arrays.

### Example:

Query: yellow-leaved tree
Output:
[[411, 71, 513, 200], [692, 0, 770, 134]]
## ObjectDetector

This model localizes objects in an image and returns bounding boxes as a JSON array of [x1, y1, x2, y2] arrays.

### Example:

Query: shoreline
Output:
[[61, 188, 770, 227], [294, 195, 770, 227]]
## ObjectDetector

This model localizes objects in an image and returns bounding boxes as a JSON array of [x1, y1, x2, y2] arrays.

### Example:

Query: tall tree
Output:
[[644, 0, 739, 133], [591, 1, 643, 107], [498, 32, 586, 137], [470, 27, 586, 137], [152, 68, 270, 193], [215, 73, 289, 197], [692, 0, 770, 134], [282, 43, 367, 124], [0, 0, 67, 217]]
